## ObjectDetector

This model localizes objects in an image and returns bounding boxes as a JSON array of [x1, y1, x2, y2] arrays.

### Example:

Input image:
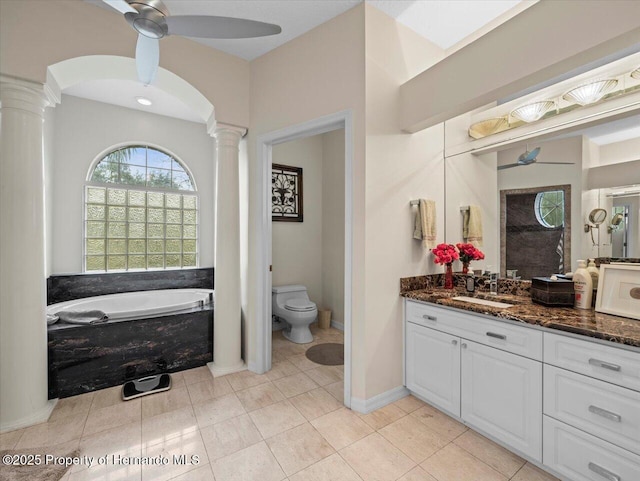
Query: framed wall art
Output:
[[595, 263, 640, 320], [272, 163, 303, 222]]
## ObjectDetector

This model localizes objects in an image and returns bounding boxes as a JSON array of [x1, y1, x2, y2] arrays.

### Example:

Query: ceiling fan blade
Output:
[[497, 163, 522, 170], [535, 162, 575, 165], [136, 34, 159, 86], [166, 15, 282, 39], [102, 0, 136, 14]]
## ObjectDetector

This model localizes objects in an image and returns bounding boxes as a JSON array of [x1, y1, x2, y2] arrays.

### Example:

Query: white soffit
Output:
[[64, 79, 205, 124], [368, 0, 526, 50], [578, 114, 640, 146]]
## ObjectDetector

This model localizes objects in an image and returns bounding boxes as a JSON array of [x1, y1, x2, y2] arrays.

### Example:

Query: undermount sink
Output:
[[451, 296, 514, 309]]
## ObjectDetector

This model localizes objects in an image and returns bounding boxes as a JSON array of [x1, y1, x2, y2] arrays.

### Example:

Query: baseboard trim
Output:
[[0, 399, 57, 433], [330, 320, 344, 331], [207, 361, 246, 377], [350, 386, 409, 414]]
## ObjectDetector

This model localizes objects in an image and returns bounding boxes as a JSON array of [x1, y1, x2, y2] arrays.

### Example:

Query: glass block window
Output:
[[85, 146, 197, 272]]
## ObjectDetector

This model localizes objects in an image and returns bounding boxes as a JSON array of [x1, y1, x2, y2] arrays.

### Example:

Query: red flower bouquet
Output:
[[431, 243, 459, 265], [456, 243, 485, 264]]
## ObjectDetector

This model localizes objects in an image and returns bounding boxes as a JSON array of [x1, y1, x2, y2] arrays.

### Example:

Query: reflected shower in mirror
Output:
[[500, 185, 571, 279]]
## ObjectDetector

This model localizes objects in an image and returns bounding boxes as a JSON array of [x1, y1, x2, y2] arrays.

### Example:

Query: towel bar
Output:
[[460, 206, 470, 212], [410, 200, 419, 206]]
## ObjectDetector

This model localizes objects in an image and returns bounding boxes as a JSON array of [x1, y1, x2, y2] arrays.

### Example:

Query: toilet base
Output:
[[283, 325, 314, 344]]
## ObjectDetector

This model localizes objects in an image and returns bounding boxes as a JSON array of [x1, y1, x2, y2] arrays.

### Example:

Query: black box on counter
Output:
[[531, 277, 575, 307]]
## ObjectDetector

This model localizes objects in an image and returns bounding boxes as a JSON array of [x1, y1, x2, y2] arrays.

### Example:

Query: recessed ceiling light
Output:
[[136, 97, 152, 106], [510, 100, 555, 123]]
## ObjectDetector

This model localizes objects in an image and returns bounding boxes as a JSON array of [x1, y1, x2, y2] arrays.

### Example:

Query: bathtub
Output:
[[47, 288, 215, 322]]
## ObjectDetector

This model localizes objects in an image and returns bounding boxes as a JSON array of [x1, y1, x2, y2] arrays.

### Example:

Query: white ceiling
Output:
[[76, 0, 529, 122], [91, 0, 526, 61], [64, 79, 205, 123]]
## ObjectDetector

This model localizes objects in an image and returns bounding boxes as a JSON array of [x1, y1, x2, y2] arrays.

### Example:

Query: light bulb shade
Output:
[[632, 67, 640, 80], [562, 79, 618, 106], [510, 100, 555, 123], [468, 117, 508, 139]]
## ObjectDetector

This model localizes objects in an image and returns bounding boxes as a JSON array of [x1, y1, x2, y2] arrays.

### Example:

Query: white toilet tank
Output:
[[272, 285, 310, 304]]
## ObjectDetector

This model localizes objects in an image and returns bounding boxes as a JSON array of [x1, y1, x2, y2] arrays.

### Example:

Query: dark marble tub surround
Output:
[[48, 306, 213, 399], [47, 267, 214, 305], [400, 276, 640, 348]]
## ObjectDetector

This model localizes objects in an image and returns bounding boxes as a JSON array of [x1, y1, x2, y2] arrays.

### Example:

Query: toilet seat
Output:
[[285, 299, 316, 312]]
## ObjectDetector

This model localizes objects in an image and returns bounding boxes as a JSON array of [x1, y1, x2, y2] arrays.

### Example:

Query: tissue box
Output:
[[531, 277, 575, 307]]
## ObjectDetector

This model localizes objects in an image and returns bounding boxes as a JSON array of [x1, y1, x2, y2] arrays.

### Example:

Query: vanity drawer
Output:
[[543, 416, 640, 481], [544, 364, 640, 455], [456, 313, 542, 360], [544, 332, 640, 392], [405, 300, 542, 360]]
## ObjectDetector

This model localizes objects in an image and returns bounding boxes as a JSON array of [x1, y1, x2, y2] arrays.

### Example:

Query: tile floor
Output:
[[0, 326, 559, 481]]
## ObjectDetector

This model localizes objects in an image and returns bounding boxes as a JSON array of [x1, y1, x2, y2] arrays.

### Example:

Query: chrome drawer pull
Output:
[[422, 315, 437, 321], [588, 462, 620, 481], [589, 358, 621, 372], [486, 332, 506, 340], [589, 405, 622, 422]]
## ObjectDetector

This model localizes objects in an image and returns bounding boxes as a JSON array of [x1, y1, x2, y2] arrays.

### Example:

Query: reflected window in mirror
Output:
[[500, 185, 571, 280]]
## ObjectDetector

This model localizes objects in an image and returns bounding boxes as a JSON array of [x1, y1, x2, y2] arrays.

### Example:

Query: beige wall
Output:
[[272, 136, 325, 306], [362, 4, 446, 399], [599, 138, 640, 166], [322, 130, 345, 327], [0, 0, 250, 127], [248, 4, 367, 396]]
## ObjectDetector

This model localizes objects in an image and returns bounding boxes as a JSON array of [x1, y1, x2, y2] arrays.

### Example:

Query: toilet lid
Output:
[[285, 299, 316, 312]]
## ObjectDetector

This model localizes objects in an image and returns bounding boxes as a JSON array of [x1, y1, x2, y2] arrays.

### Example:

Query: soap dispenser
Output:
[[466, 271, 475, 293], [573, 260, 593, 309]]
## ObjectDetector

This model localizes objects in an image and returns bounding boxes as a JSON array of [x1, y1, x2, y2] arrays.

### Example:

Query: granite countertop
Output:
[[400, 275, 640, 349]]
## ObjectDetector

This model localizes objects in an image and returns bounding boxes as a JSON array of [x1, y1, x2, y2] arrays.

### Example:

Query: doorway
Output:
[[254, 110, 353, 408]]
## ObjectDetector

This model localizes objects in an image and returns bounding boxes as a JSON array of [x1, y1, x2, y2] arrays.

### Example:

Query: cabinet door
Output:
[[461, 340, 542, 461], [406, 322, 460, 417]]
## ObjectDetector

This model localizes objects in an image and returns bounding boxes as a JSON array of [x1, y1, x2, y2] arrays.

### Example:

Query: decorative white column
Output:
[[208, 123, 247, 376], [0, 76, 56, 431]]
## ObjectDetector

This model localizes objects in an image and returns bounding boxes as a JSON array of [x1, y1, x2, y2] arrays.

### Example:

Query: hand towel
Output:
[[57, 310, 109, 325], [466, 205, 483, 247], [413, 199, 437, 249]]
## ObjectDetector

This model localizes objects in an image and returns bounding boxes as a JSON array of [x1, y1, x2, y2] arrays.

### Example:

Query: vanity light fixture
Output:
[[632, 67, 640, 80], [509, 100, 555, 123], [562, 79, 618, 106], [136, 96, 153, 106]]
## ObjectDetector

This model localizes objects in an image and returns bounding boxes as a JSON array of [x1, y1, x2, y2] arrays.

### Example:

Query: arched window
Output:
[[534, 190, 564, 228], [85, 145, 198, 272]]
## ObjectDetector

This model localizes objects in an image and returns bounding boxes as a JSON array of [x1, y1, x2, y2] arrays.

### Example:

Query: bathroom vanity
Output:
[[401, 277, 640, 481]]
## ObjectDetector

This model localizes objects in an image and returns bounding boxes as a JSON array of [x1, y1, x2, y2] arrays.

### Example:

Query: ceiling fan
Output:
[[103, 0, 282, 85], [497, 146, 575, 170]]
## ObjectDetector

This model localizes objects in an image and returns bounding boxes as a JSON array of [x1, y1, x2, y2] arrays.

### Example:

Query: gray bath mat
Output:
[[0, 448, 79, 481], [306, 343, 344, 366]]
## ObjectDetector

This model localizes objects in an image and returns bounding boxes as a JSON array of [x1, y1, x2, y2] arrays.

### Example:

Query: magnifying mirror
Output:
[[585, 208, 608, 246], [588, 208, 607, 225]]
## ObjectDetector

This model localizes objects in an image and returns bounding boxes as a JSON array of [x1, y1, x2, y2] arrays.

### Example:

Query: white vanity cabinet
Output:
[[403, 298, 640, 481], [404, 299, 543, 461]]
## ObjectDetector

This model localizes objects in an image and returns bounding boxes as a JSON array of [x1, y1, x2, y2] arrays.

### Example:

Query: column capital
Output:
[[0, 75, 57, 115], [209, 121, 247, 141]]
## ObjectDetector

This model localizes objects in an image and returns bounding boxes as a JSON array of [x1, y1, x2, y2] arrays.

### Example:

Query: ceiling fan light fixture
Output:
[[631, 67, 640, 80], [510, 100, 555, 123], [136, 96, 153, 106], [562, 79, 618, 106]]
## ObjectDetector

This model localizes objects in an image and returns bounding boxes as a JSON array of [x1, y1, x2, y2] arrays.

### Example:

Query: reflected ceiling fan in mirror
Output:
[[103, 0, 282, 85], [497, 146, 575, 171]]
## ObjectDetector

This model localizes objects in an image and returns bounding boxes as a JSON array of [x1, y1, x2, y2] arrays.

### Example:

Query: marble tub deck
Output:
[[400, 278, 640, 348]]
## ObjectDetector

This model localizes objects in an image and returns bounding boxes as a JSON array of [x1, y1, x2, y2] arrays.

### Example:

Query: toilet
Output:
[[272, 285, 317, 344]]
